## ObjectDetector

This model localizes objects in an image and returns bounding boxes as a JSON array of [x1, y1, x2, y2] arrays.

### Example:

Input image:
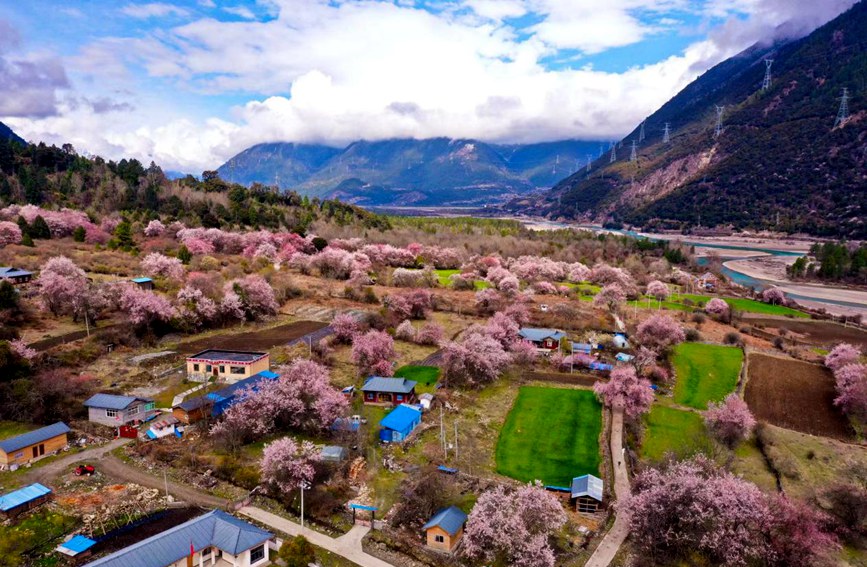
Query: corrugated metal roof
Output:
[[130, 277, 153, 283], [176, 396, 212, 412], [206, 371, 280, 403], [519, 328, 567, 342], [361, 376, 416, 394], [0, 483, 52, 511], [380, 404, 422, 431], [570, 474, 603, 501], [0, 267, 32, 277], [423, 506, 467, 536], [320, 446, 347, 461], [0, 422, 70, 454], [82, 510, 271, 567], [187, 350, 268, 363], [57, 535, 97, 555], [84, 393, 151, 410]]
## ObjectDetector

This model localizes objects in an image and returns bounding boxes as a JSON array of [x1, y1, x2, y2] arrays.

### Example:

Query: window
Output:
[[230, 366, 246, 375], [434, 535, 445, 543], [200, 547, 212, 557], [106, 409, 118, 418], [250, 545, 265, 563], [205, 364, 212, 372], [128, 405, 139, 415], [193, 363, 200, 372], [219, 365, 225, 374]]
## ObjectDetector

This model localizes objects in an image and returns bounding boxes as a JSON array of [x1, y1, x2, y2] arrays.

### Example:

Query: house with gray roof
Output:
[[361, 376, 417, 405], [518, 328, 567, 352], [0, 266, 33, 285], [423, 506, 468, 553], [82, 509, 274, 567], [84, 394, 156, 427]]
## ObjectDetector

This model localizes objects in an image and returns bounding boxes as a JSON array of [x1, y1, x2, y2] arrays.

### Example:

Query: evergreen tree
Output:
[[21, 233, 34, 247], [31, 215, 51, 239], [278, 536, 315, 567], [0, 280, 18, 310], [113, 220, 135, 251], [72, 226, 86, 242], [177, 245, 192, 265]]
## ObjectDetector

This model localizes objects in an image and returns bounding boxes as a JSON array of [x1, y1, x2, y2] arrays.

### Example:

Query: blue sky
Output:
[[0, 0, 857, 171]]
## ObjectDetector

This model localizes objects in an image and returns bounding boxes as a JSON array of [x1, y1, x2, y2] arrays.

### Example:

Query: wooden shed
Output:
[[423, 506, 468, 553], [0, 422, 70, 467]]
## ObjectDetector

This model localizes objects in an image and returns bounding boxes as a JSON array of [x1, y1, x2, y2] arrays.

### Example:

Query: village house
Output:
[[519, 328, 567, 352], [571, 474, 604, 514], [84, 394, 157, 427], [379, 404, 422, 443], [185, 350, 270, 383], [0, 422, 70, 467], [82, 509, 274, 567], [173, 370, 280, 424], [361, 376, 417, 405], [130, 276, 155, 290], [0, 483, 53, 519], [0, 266, 33, 285], [423, 506, 468, 553]]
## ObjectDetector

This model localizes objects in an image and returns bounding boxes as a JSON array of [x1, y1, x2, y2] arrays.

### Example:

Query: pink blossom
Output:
[[219, 290, 245, 321], [593, 365, 654, 419], [143, 219, 166, 237], [509, 339, 538, 366], [183, 237, 215, 255], [1, 205, 92, 237], [825, 343, 861, 372], [497, 274, 520, 295], [0, 221, 21, 247], [140, 252, 185, 281], [484, 312, 520, 348], [331, 313, 361, 344], [705, 297, 730, 316], [118, 284, 176, 327], [391, 267, 437, 288], [590, 264, 634, 288], [36, 256, 88, 316], [762, 287, 786, 305], [636, 314, 685, 353], [176, 285, 218, 327], [260, 437, 319, 494], [442, 333, 511, 388], [704, 394, 756, 448], [351, 330, 396, 376], [415, 322, 444, 346], [566, 262, 591, 283], [84, 225, 111, 244], [531, 281, 558, 295], [225, 274, 279, 319], [395, 320, 416, 341], [646, 280, 670, 301], [833, 363, 867, 422], [593, 283, 626, 311], [508, 256, 567, 282], [10, 339, 37, 361], [474, 289, 502, 314]]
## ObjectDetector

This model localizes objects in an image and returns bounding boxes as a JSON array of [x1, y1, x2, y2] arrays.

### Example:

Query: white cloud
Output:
[[121, 3, 189, 19], [222, 6, 257, 19]]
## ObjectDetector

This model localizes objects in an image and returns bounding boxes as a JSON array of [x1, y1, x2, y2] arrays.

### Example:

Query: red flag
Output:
[[190, 540, 194, 555]]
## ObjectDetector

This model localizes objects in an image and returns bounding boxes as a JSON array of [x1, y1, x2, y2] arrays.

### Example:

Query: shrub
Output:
[[723, 332, 742, 346], [684, 328, 701, 342]]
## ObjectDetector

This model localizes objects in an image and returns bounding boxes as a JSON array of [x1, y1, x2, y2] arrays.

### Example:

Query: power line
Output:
[[663, 122, 671, 144], [714, 105, 725, 139], [762, 59, 774, 91], [834, 88, 850, 128], [629, 140, 637, 162], [610, 144, 617, 163]]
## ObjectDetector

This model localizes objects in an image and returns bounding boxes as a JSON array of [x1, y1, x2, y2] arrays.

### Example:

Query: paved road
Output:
[[239, 506, 394, 567], [585, 407, 630, 567], [171, 383, 207, 407], [25, 438, 132, 485]]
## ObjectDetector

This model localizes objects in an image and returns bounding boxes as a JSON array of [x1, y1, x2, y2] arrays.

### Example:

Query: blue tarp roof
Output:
[[362, 376, 416, 394], [571, 474, 603, 501], [84, 393, 151, 410], [615, 353, 634, 362], [423, 506, 467, 536], [519, 328, 567, 342], [131, 277, 153, 283], [82, 510, 271, 567], [0, 483, 52, 512], [58, 535, 97, 555], [379, 404, 422, 431], [0, 422, 70, 454]]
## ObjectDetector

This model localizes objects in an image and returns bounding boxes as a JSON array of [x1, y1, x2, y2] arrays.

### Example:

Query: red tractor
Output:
[[74, 464, 96, 476]]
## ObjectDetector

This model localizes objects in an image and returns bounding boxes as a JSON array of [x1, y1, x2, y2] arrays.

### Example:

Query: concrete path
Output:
[[25, 438, 132, 484], [239, 506, 395, 567], [585, 408, 630, 567], [171, 383, 207, 407]]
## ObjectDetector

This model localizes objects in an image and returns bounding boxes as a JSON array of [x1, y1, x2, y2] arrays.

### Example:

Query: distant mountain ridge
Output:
[[217, 138, 602, 206], [509, 0, 867, 238], [0, 122, 25, 145]]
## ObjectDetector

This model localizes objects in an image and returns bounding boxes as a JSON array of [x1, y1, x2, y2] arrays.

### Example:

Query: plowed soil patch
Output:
[[179, 321, 327, 354]]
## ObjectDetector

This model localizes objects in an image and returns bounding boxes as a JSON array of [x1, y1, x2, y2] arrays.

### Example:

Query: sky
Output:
[[0, 0, 858, 172]]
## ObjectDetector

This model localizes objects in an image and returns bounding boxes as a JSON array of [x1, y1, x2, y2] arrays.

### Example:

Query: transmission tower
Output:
[[610, 144, 617, 163], [586, 154, 592, 173], [713, 105, 725, 139], [834, 88, 850, 128], [663, 122, 671, 143], [598, 144, 604, 159], [552, 154, 559, 175], [629, 140, 637, 162], [638, 120, 646, 143], [762, 59, 774, 91]]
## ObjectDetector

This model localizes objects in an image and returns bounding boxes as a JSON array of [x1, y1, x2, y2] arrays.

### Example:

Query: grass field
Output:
[[672, 343, 743, 409], [496, 386, 601, 486], [0, 421, 35, 439], [642, 405, 708, 462], [434, 269, 488, 289], [394, 365, 440, 385]]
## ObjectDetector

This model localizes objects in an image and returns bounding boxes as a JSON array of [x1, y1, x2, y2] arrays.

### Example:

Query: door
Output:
[[32, 446, 38, 458], [39, 444, 45, 456]]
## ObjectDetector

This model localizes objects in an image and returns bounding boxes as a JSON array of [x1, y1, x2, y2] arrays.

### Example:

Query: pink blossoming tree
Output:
[[140, 252, 185, 281], [225, 275, 279, 320], [833, 363, 867, 424], [825, 343, 861, 372], [646, 280, 670, 306], [705, 297, 730, 317], [704, 394, 756, 448], [331, 313, 361, 344], [118, 284, 176, 329], [143, 219, 166, 237], [351, 330, 396, 376], [0, 221, 21, 247], [762, 287, 786, 305], [441, 333, 511, 388], [635, 314, 685, 353], [593, 365, 654, 419], [593, 283, 626, 312], [260, 437, 319, 495], [37, 256, 89, 316]]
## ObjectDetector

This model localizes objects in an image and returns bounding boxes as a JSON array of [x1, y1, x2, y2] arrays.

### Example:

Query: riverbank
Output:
[[637, 232, 813, 254]]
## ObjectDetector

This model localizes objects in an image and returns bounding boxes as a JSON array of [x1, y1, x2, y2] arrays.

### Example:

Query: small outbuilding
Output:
[[84, 394, 156, 427], [570, 474, 603, 514], [0, 422, 70, 467], [0, 483, 53, 519], [186, 349, 270, 383], [173, 370, 280, 423], [519, 328, 566, 352], [0, 266, 33, 285], [130, 276, 155, 290], [362, 376, 417, 406], [56, 535, 97, 558], [320, 445, 348, 463], [423, 505, 468, 553], [379, 404, 422, 443]]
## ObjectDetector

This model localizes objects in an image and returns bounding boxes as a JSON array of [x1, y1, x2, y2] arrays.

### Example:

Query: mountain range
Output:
[[507, 0, 867, 238], [0, 122, 25, 145], [217, 138, 603, 206]]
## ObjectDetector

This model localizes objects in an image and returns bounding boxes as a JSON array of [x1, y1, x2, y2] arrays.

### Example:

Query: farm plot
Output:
[[642, 406, 708, 462], [178, 321, 328, 354], [496, 386, 601, 487], [743, 317, 867, 349], [672, 343, 743, 409], [744, 353, 852, 439]]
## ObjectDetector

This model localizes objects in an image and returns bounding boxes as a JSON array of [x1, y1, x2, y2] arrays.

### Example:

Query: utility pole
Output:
[[714, 105, 725, 139], [440, 406, 446, 456], [834, 88, 850, 128], [762, 59, 774, 91], [300, 481, 311, 530], [609, 144, 617, 163], [630, 140, 637, 162], [663, 122, 670, 144], [454, 421, 459, 461], [638, 120, 646, 143]]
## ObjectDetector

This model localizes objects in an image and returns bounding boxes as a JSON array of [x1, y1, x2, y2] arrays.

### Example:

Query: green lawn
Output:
[[394, 365, 440, 386], [642, 405, 708, 462], [0, 421, 34, 439], [434, 269, 488, 289], [671, 343, 743, 409], [496, 386, 601, 486], [724, 297, 809, 318]]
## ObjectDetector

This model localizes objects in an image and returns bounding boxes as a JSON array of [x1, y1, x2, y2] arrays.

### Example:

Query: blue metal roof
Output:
[[379, 404, 422, 431], [0, 483, 52, 512], [0, 267, 33, 278], [0, 422, 70, 454], [361, 376, 416, 394], [177, 396, 213, 412], [519, 328, 567, 342], [84, 393, 151, 410], [570, 474, 603, 501], [82, 510, 271, 567], [131, 277, 153, 283], [207, 371, 280, 402], [423, 506, 467, 536], [58, 535, 97, 555]]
